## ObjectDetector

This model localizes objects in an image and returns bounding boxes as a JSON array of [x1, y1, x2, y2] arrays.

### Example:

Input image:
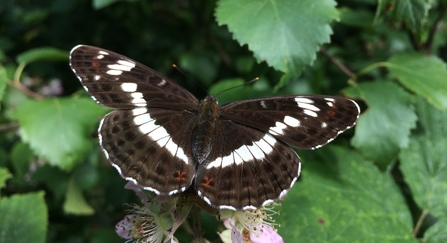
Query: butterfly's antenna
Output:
[[172, 64, 210, 95], [215, 77, 259, 97]]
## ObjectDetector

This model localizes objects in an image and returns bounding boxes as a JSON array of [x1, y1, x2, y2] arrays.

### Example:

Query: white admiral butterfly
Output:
[[70, 45, 360, 211]]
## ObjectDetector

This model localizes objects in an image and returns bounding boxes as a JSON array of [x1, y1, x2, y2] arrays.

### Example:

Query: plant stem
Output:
[[413, 209, 428, 237], [320, 48, 355, 81]]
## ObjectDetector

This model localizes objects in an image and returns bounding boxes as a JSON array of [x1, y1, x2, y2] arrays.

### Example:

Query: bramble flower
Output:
[[116, 182, 194, 243], [115, 203, 175, 243], [219, 205, 284, 243]]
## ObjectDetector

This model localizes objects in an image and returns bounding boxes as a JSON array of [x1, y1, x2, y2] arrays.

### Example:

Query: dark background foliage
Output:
[[1, 0, 446, 242]]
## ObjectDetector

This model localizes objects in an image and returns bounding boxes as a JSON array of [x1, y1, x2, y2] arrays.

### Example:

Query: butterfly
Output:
[[70, 45, 360, 211]]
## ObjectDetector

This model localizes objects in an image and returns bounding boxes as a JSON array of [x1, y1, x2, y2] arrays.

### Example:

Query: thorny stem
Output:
[[319, 48, 356, 81], [413, 210, 428, 237]]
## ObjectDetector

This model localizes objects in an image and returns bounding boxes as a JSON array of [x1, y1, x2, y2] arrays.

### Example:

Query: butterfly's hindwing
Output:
[[195, 119, 300, 210], [220, 95, 360, 149], [70, 45, 199, 110], [99, 107, 197, 195]]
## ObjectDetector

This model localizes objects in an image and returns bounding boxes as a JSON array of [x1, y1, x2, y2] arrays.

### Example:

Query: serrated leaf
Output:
[[215, 0, 338, 79], [279, 146, 416, 243], [16, 47, 68, 64], [387, 52, 447, 110], [378, 0, 430, 36], [0, 192, 47, 243], [399, 97, 447, 218], [344, 81, 417, 167], [13, 97, 107, 171], [63, 178, 94, 215], [0, 167, 12, 191]]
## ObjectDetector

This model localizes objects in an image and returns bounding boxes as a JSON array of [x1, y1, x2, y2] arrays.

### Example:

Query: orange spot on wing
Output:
[[202, 177, 213, 188], [175, 171, 187, 181], [327, 110, 336, 116]]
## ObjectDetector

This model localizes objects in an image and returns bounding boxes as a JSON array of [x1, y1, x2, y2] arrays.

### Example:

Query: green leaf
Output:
[[344, 81, 417, 167], [399, 97, 447, 218], [209, 78, 254, 105], [0, 167, 12, 191], [0, 192, 47, 243], [11, 142, 34, 185], [32, 165, 69, 202], [425, 218, 447, 243], [387, 52, 447, 110], [0, 65, 8, 102], [13, 97, 107, 171], [215, 0, 338, 78], [179, 49, 219, 86], [234, 55, 255, 74], [339, 7, 374, 28], [63, 178, 94, 215], [16, 47, 68, 64], [278, 146, 416, 243], [93, 0, 130, 9], [377, 0, 430, 36], [90, 228, 122, 243]]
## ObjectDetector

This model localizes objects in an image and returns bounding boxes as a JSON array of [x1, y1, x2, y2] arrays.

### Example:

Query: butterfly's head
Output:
[[203, 95, 218, 105]]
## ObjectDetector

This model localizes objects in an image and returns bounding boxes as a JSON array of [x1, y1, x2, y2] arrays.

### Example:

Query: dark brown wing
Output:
[[195, 119, 300, 210], [220, 95, 359, 149], [70, 45, 200, 195], [100, 108, 197, 195], [70, 45, 199, 110]]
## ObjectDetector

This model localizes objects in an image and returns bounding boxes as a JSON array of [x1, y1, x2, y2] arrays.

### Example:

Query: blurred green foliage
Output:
[[1, 0, 447, 242]]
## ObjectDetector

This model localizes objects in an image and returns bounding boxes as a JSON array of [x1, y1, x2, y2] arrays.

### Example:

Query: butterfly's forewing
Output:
[[70, 45, 199, 195], [220, 95, 360, 149], [195, 119, 300, 210], [70, 45, 199, 110]]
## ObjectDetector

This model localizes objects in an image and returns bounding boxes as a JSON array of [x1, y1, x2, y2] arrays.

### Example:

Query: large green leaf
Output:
[[344, 81, 417, 167], [13, 97, 107, 171], [425, 218, 447, 243], [399, 97, 447, 219], [387, 52, 447, 110], [215, 0, 338, 79], [278, 146, 416, 243], [0, 192, 47, 243]]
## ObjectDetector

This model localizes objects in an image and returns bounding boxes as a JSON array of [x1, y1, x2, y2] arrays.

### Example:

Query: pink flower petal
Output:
[[115, 215, 135, 239], [250, 226, 284, 243]]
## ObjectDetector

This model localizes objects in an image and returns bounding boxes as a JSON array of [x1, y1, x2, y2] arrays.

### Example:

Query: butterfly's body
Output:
[[194, 96, 219, 164], [70, 45, 360, 211]]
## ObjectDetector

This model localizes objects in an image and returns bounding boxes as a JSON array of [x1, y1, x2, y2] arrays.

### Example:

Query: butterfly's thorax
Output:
[[193, 95, 219, 164]]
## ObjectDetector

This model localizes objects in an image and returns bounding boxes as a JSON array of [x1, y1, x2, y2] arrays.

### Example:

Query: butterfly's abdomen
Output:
[[193, 96, 219, 164]]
